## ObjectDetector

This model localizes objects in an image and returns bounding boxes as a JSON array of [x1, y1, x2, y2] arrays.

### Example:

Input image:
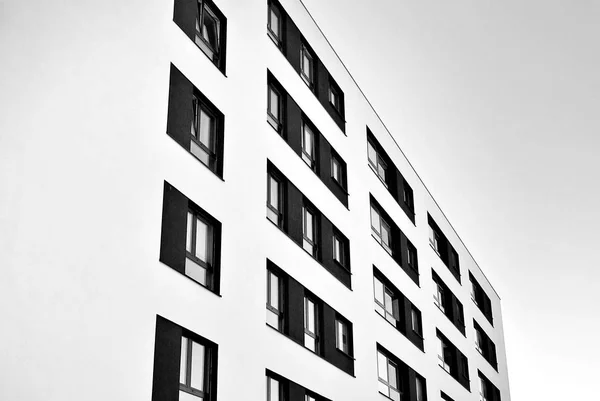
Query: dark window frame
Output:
[[266, 269, 284, 332], [335, 316, 350, 355], [193, 0, 226, 70], [267, 1, 283, 47], [190, 91, 222, 173], [302, 202, 318, 257], [179, 333, 215, 399], [300, 43, 316, 90], [303, 294, 320, 353], [267, 171, 284, 227], [186, 207, 215, 290], [267, 84, 283, 133]]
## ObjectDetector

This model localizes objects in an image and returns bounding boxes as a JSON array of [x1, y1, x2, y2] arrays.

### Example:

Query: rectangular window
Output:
[[305, 395, 316, 401], [377, 351, 401, 401], [479, 377, 488, 401], [415, 376, 425, 401], [301, 122, 315, 169], [267, 3, 282, 45], [267, 85, 282, 132], [180, 336, 212, 398], [370, 205, 392, 254], [335, 318, 349, 354], [434, 283, 445, 312], [190, 96, 217, 170], [195, 0, 223, 65], [475, 326, 484, 353], [304, 296, 318, 352], [302, 206, 316, 256], [407, 243, 417, 272], [429, 225, 440, 254], [403, 185, 414, 211], [333, 234, 345, 266], [267, 375, 281, 401], [411, 307, 422, 336], [300, 45, 314, 88], [186, 210, 214, 288], [373, 276, 398, 325], [331, 154, 344, 188], [329, 83, 341, 113], [266, 270, 283, 331], [438, 336, 451, 373], [267, 173, 283, 226], [367, 140, 387, 184]]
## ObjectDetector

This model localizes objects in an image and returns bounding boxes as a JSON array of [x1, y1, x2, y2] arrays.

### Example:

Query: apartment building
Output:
[[0, 0, 510, 400]]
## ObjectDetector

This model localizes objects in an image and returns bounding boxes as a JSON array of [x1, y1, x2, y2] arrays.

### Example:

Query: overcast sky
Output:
[[301, 0, 600, 399]]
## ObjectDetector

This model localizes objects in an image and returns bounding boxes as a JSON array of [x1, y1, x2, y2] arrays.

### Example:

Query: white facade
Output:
[[0, 0, 510, 400]]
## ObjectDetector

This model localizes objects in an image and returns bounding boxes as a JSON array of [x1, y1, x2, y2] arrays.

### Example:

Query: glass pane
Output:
[[378, 162, 386, 181], [191, 100, 198, 138], [266, 309, 280, 330], [199, 109, 213, 150], [185, 257, 207, 286], [390, 388, 401, 401], [306, 396, 316, 401], [333, 237, 340, 261], [302, 51, 312, 80], [378, 381, 389, 396], [306, 299, 315, 332], [267, 208, 279, 225], [382, 223, 391, 247], [416, 377, 423, 401], [202, 8, 219, 48], [304, 209, 313, 241], [303, 239, 314, 254], [304, 334, 315, 351], [269, 272, 279, 309], [370, 206, 380, 232], [269, 176, 279, 209], [388, 363, 397, 388], [303, 125, 313, 157], [180, 337, 188, 384], [270, 9, 280, 38], [190, 340, 205, 391], [269, 88, 279, 118], [384, 291, 394, 314], [336, 320, 344, 350], [368, 142, 377, 165], [269, 377, 280, 401], [377, 352, 388, 381], [412, 309, 419, 332], [190, 139, 210, 166], [195, 218, 208, 262], [374, 278, 384, 303], [186, 212, 193, 253]]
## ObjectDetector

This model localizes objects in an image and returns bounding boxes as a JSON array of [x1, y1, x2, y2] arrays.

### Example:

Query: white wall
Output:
[[0, 0, 509, 400]]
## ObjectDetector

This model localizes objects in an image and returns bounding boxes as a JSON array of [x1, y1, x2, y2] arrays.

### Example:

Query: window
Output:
[[266, 270, 283, 331], [329, 83, 341, 113], [304, 296, 318, 352], [301, 122, 316, 169], [267, 85, 282, 132], [475, 326, 484, 354], [267, 173, 283, 226], [190, 95, 217, 170], [415, 376, 425, 401], [434, 283, 445, 312], [300, 45, 314, 88], [411, 307, 422, 336], [438, 336, 451, 373], [377, 351, 401, 401], [302, 206, 316, 256], [367, 140, 387, 184], [333, 233, 345, 266], [195, 0, 223, 65], [305, 395, 317, 401], [403, 185, 413, 211], [186, 210, 214, 288], [267, 3, 282, 45], [429, 225, 440, 254], [370, 205, 392, 254], [335, 319, 349, 354], [266, 375, 281, 401], [407, 243, 417, 272], [331, 154, 344, 188], [479, 377, 488, 401], [373, 276, 398, 325], [180, 336, 212, 398]]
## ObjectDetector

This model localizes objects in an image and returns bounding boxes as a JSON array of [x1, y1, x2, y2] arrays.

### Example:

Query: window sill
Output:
[[265, 323, 356, 377], [266, 217, 353, 290]]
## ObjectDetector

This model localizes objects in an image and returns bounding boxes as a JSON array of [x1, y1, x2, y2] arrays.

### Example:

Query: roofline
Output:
[[298, 0, 501, 300]]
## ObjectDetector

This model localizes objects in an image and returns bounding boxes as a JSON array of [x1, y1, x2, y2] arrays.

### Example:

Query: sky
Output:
[[301, 0, 600, 399]]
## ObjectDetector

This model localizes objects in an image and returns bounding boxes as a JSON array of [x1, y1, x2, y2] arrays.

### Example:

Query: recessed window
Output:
[[267, 173, 283, 226], [403, 184, 414, 211], [301, 122, 316, 169], [266, 375, 281, 401], [329, 83, 341, 113], [429, 225, 440, 255], [305, 395, 316, 401], [302, 206, 316, 256], [267, 3, 282, 45], [190, 95, 217, 170], [331, 154, 344, 188], [411, 307, 422, 336], [373, 276, 398, 325], [434, 283, 445, 312], [479, 377, 488, 401], [304, 296, 318, 352], [186, 210, 214, 288], [377, 351, 401, 401], [335, 318, 349, 354], [266, 269, 283, 331], [415, 376, 425, 401], [300, 45, 314, 88], [370, 205, 392, 254], [267, 85, 282, 132], [195, 0, 223, 65], [180, 336, 213, 398], [407, 243, 417, 272], [367, 140, 387, 184], [438, 336, 451, 373], [475, 326, 484, 353], [333, 234, 345, 266]]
